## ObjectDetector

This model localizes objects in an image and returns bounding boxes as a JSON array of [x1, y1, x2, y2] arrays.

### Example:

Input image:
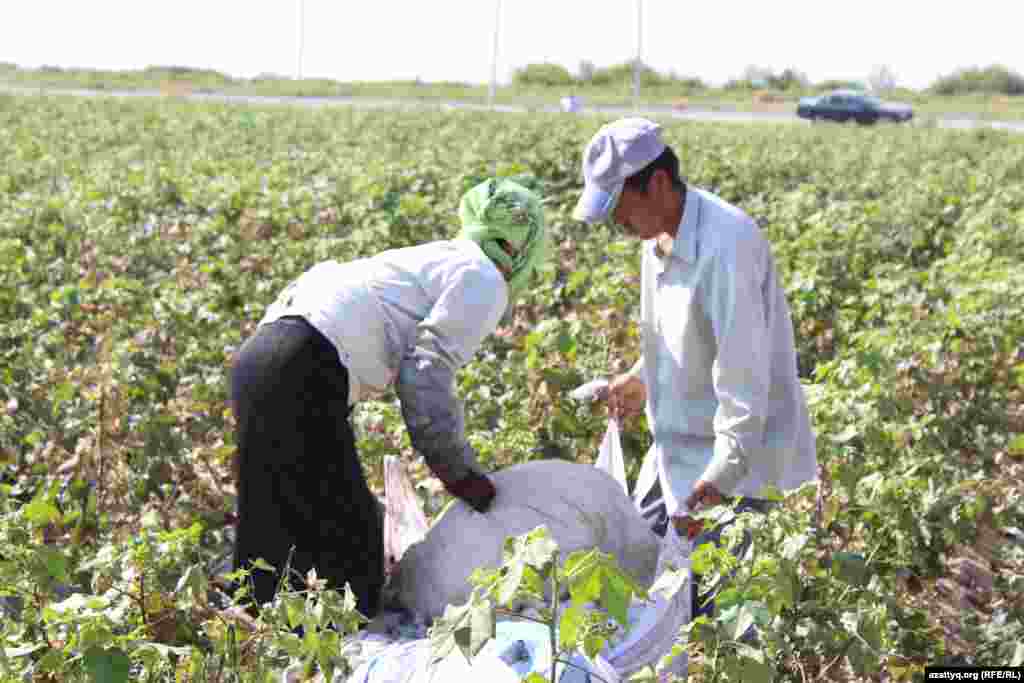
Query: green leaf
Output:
[[656, 643, 688, 676], [83, 646, 131, 683], [832, 552, 869, 586], [583, 632, 605, 659], [250, 557, 276, 572], [773, 560, 799, 609], [1008, 434, 1024, 457], [50, 592, 90, 615], [284, 595, 305, 629], [563, 548, 598, 579], [559, 604, 585, 651], [497, 560, 524, 606], [429, 592, 495, 666], [724, 643, 770, 679], [452, 598, 494, 662], [520, 526, 559, 569], [732, 604, 758, 641], [730, 653, 773, 683], [848, 640, 881, 677], [524, 674, 548, 683], [318, 630, 340, 681], [556, 329, 576, 355], [568, 561, 603, 606], [830, 425, 859, 443], [780, 533, 808, 561], [3, 643, 46, 658], [53, 380, 75, 410], [24, 496, 61, 527], [755, 484, 785, 502], [601, 572, 632, 629], [40, 547, 70, 582], [520, 566, 546, 601], [565, 270, 588, 295]]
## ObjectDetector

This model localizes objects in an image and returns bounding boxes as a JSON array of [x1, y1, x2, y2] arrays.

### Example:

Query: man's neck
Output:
[[656, 186, 687, 256]]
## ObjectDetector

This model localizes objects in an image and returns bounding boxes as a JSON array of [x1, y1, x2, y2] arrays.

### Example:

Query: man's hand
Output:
[[599, 373, 647, 420], [673, 480, 725, 540], [685, 480, 724, 512]]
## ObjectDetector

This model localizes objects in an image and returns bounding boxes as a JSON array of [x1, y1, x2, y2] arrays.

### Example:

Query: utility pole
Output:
[[489, 0, 503, 110], [490, 0, 503, 177], [633, 0, 643, 112], [296, 0, 305, 81]]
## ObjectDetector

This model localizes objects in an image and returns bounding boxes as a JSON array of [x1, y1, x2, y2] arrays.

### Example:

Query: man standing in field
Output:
[[573, 118, 817, 620], [229, 178, 547, 618]]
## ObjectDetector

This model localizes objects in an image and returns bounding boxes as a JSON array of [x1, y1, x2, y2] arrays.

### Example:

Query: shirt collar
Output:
[[655, 187, 698, 264]]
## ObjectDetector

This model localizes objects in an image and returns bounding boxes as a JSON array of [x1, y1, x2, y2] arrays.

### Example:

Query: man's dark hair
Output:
[[624, 146, 686, 193]]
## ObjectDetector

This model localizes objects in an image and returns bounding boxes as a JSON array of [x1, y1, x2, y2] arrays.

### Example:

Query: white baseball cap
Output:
[[572, 117, 667, 224]]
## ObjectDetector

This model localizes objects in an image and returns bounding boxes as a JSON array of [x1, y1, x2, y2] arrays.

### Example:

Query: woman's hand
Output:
[[441, 471, 496, 514]]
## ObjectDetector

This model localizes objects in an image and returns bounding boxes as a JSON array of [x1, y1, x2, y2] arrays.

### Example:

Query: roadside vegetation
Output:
[[2, 61, 1024, 121]]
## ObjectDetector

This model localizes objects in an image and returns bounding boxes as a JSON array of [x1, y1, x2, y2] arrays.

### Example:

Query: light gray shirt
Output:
[[260, 239, 508, 403], [258, 239, 508, 480], [630, 187, 817, 515]]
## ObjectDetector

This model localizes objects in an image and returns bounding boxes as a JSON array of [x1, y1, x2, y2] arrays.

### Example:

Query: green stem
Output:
[[493, 608, 551, 627]]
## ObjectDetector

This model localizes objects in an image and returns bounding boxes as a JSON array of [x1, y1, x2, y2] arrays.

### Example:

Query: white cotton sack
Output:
[[595, 418, 628, 495], [388, 460, 661, 621], [383, 455, 430, 578], [604, 524, 692, 679]]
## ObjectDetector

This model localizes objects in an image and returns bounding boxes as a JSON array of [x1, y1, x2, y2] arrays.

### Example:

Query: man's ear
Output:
[[652, 168, 672, 194]]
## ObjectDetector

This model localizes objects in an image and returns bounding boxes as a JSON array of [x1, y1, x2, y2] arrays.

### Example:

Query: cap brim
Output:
[[572, 182, 623, 224]]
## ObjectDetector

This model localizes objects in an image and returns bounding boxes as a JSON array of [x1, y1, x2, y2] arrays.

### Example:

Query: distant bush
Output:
[[251, 73, 289, 82], [665, 72, 706, 93], [589, 60, 669, 87], [723, 78, 754, 91], [930, 65, 1024, 96], [769, 68, 809, 91], [726, 67, 806, 92], [512, 62, 575, 87], [143, 65, 228, 79], [432, 80, 475, 89], [816, 80, 864, 92]]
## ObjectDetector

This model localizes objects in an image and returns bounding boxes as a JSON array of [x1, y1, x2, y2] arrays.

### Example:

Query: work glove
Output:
[[440, 470, 496, 514]]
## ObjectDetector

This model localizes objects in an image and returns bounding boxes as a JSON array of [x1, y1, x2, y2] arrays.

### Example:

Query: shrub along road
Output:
[[3, 83, 1024, 133]]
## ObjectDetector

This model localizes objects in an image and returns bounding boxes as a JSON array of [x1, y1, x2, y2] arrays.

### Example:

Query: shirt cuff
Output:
[[700, 435, 750, 496]]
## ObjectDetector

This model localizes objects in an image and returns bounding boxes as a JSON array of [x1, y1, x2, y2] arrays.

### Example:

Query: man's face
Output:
[[610, 170, 672, 240]]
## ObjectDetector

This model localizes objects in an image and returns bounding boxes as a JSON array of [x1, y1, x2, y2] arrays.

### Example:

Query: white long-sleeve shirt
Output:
[[259, 239, 508, 405], [630, 187, 817, 516]]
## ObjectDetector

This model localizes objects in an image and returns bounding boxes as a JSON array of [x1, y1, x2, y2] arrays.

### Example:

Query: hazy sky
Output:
[[3, 1, 1022, 90]]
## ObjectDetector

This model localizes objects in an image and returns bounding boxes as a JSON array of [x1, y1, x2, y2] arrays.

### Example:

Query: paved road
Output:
[[4, 84, 1023, 133]]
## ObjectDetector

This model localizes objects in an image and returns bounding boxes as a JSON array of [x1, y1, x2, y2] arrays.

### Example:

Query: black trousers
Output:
[[230, 316, 383, 618]]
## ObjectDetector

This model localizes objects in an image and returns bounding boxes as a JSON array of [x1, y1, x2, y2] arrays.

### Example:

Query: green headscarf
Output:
[[457, 178, 548, 298]]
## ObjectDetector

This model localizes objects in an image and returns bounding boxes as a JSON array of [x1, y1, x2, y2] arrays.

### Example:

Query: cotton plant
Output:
[[428, 525, 665, 683]]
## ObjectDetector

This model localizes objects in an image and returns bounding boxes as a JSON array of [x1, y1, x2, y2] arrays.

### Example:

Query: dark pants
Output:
[[230, 316, 383, 618], [638, 479, 772, 621]]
